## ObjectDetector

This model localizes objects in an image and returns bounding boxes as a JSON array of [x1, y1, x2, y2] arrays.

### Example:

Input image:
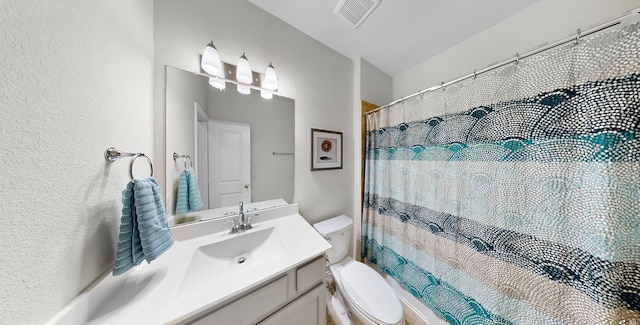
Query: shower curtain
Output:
[[362, 21, 640, 325]]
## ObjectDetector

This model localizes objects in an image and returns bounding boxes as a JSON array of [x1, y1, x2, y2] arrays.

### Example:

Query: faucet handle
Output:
[[226, 218, 239, 233], [245, 213, 257, 229]]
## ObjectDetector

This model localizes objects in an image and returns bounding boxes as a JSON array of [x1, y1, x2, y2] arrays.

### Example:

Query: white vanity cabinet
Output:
[[45, 206, 332, 325], [184, 256, 326, 325]]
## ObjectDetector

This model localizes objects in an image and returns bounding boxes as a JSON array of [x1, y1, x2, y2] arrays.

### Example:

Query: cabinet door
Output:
[[259, 284, 326, 325], [296, 257, 325, 294], [192, 276, 288, 325]]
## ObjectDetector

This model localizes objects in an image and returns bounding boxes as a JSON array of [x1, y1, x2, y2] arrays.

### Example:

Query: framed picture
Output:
[[311, 128, 343, 171]]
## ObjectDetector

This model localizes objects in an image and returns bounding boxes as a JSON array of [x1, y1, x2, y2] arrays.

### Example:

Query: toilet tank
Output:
[[313, 215, 353, 264]]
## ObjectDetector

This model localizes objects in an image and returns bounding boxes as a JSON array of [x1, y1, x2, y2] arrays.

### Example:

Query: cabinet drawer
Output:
[[193, 275, 288, 325], [296, 257, 324, 293]]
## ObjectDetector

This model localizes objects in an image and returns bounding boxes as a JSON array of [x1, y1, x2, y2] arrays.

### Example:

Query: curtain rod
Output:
[[366, 8, 640, 116]]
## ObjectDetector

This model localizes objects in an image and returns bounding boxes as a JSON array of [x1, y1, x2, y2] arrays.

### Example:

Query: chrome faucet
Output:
[[229, 201, 253, 234]]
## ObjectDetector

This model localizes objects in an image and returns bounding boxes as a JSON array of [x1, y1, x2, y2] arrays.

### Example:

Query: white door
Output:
[[208, 121, 251, 208]]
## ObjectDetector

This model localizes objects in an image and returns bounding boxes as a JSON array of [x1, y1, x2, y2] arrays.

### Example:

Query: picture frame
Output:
[[311, 128, 343, 171]]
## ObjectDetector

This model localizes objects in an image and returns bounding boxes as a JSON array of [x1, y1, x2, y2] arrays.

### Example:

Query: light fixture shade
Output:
[[263, 63, 278, 90], [261, 90, 273, 99], [201, 41, 223, 76], [236, 53, 253, 85], [237, 84, 251, 95], [209, 77, 225, 91]]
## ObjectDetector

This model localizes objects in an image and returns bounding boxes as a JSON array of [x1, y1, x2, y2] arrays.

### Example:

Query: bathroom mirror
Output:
[[165, 66, 294, 219]]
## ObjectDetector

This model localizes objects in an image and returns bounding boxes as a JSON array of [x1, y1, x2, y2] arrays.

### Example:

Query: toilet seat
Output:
[[336, 261, 403, 325]]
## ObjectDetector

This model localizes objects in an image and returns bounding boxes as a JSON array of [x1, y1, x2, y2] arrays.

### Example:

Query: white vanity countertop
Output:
[[46, 204, 331, 325]]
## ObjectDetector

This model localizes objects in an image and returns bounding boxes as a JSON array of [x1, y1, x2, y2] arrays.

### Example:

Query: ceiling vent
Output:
[[333, 0, 381, 28]]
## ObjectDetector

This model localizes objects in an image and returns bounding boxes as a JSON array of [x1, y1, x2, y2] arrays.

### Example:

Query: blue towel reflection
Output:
[[175, 168, 203, 215]]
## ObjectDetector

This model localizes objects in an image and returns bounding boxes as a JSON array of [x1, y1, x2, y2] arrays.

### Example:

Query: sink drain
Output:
[[237, 256, 246, 264]]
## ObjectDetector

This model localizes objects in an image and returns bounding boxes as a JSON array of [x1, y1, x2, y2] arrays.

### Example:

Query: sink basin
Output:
[[199, 226, 283, 259], [178, 226, 287, 296]]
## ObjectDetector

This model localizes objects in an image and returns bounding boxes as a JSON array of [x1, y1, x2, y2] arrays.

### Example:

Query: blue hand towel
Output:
[[175, 171, 189, 215], [175, 168, 203, 215], [186, 168, 203, 212], [113, 177, 174, 276]]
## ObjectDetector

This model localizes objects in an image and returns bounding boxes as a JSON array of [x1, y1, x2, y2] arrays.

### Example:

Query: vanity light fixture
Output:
[[201, 41, 226, 91], [201, 41, 223, 77], [260, 90, 273, 99], [198, 41, 280, 98], [236, 53, 252, 84], [261, 62, 278, 99], [236, 53, 253, 95], [263, 63, 278, 90], [209, 77, 226, 91], [237, 84, 251, 95]]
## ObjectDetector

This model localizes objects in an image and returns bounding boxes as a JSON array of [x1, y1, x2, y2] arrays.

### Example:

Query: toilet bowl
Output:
[[314, 215, 404, 325]]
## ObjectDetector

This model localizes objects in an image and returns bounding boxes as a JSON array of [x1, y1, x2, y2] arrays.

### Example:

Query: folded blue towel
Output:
[[113, 177, 174, 276], [175, 168, 203, 215]]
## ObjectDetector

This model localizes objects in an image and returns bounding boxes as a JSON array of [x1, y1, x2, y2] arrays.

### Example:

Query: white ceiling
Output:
[[248, 0, 540, 77]]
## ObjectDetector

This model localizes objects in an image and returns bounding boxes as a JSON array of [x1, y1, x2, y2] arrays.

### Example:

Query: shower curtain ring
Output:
[[575, 28, 581, 45], [515, 53, 520, 65]]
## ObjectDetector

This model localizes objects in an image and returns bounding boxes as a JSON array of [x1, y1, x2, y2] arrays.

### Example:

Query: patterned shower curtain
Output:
[[362, 21, 640, 325]]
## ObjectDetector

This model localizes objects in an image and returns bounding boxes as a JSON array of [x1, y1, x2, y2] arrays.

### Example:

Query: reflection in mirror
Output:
[[165, 66, 294, 222]]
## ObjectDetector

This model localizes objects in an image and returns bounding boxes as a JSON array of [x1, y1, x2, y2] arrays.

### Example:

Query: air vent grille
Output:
[[334, 0, 381, 28]]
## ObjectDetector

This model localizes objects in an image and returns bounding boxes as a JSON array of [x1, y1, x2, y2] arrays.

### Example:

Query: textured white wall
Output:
[[0, 1, 154, 324], [154, 0, 355, 225], [394, 0, 640, 98]]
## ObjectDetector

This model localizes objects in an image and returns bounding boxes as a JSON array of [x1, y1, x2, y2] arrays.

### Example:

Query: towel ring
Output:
[[129, 153, 153, 180]]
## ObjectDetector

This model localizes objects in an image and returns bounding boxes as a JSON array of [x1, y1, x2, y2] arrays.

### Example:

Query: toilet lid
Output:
[[338, 262, 403, 324]]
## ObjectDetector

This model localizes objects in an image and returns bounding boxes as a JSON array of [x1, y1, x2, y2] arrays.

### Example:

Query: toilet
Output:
[[314, 215, 404, 325]]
